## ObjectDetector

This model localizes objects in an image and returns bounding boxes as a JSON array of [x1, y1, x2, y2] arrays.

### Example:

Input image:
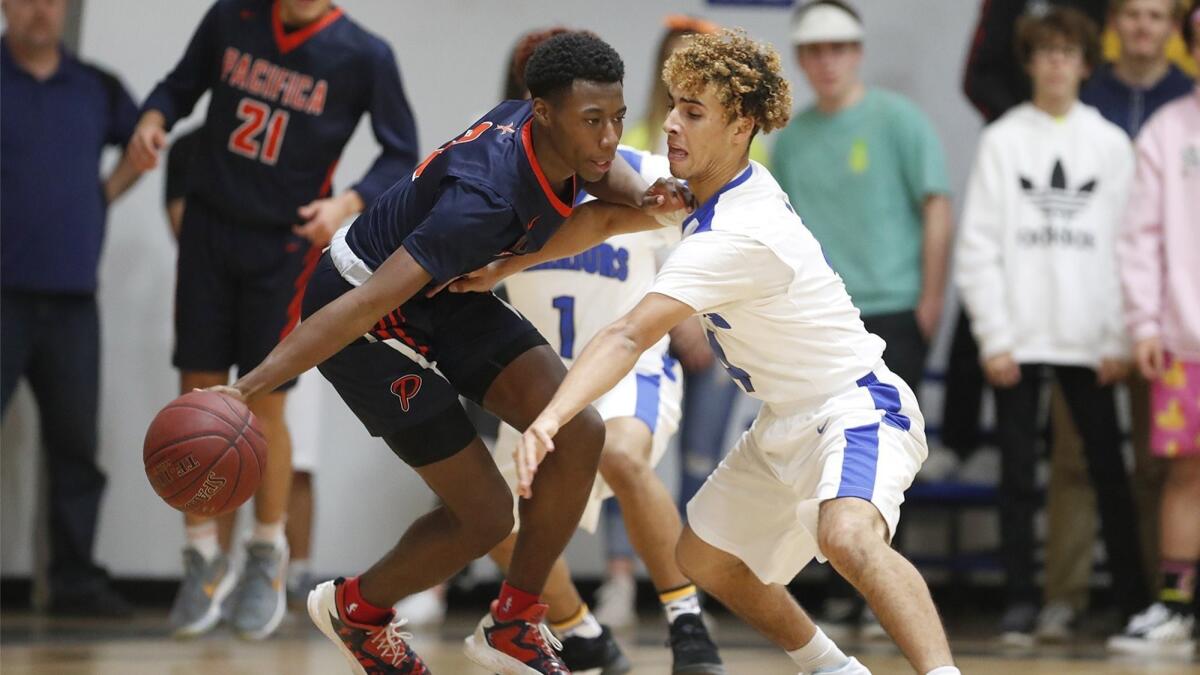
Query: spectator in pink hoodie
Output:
[[1108, 8, 1200, 658]]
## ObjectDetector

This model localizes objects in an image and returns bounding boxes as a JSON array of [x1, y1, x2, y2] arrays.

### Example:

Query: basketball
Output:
[[143, 390, 267, 517]]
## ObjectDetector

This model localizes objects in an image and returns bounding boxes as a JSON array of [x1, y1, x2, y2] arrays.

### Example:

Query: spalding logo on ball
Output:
[[143, 390, 267, 517]]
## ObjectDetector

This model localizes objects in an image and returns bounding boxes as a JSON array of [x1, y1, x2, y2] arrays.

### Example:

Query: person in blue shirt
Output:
[[1080, 0, 1193, 137], [206, 31, 690, 674], [0, 0, 145, 618], [126, 0, 419, 641]]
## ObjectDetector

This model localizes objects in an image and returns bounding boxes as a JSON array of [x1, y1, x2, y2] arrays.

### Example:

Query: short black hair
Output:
[[524, 31, 624, 100]]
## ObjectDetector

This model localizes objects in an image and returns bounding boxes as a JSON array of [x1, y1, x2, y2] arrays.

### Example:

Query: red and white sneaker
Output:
[[308, 578, 430, 674], [463, 600, 571, 674]]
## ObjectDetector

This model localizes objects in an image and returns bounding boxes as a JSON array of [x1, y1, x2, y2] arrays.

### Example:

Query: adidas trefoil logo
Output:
[[1019, 158, 1098, 222]]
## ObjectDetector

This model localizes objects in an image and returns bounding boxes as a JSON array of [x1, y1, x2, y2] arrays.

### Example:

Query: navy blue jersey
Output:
[[344, 99, 579, 286], [143, 0, 418, 228]]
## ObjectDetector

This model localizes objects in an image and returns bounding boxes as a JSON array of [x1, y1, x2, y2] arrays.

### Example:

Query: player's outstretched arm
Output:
[[515, 292, 695, 497], [449, 178, 693, 294], [225, 247, 432, 401]]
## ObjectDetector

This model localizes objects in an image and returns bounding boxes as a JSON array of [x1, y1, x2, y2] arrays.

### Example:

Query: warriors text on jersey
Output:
[[503, 146, 678, 373]]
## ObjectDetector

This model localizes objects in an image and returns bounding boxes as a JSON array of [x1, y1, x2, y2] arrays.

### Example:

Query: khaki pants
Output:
[[1044, 376, 1164, 609]]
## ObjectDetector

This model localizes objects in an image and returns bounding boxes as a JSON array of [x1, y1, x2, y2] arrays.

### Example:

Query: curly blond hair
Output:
[[662, 29, 792, 134]]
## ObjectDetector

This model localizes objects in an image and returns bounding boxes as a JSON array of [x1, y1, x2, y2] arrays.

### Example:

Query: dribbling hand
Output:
[[197, 384, 247, 403], [515, 415, 560, 499]]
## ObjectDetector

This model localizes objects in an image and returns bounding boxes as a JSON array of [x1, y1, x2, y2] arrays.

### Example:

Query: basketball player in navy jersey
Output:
[[207, 32, 691, 674], [128, 0, 418, 640]]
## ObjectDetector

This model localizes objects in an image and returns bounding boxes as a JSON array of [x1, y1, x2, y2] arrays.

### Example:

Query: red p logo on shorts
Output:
[[390, 375, 422, 413]]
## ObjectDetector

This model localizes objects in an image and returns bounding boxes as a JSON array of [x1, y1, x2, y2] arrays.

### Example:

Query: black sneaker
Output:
[[668, 613, 725, 674], [559, 624, 632, 675], [49, 584, 134, 618]]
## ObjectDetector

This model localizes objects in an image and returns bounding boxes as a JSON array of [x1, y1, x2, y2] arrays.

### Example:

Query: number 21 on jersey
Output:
[[228, 97, 288, 165]]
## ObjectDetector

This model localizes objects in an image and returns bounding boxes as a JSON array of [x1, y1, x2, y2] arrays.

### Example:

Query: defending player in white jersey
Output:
[[488, 145, 724, 675], [454, 30, 958, 675]]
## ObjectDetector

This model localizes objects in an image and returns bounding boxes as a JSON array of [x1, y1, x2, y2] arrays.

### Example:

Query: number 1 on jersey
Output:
[[552, 295, 576, 359]]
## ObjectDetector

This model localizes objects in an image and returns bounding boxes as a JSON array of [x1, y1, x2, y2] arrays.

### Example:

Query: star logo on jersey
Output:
[[497, 123, 517, 135]]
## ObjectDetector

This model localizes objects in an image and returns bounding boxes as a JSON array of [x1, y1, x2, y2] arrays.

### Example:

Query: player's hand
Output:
[[1134, 336, 1165, 381], [293, 195, 352, 249], [915, 293, 943, 342], [983, 353, 1021, 388], [640, 177, 695, 217], [129, 114, 167, 171], [515, 415, 561, 499], [448, 261, 506, 294], [199, 385, 247, 403], [1097, 358, 1130, 386]]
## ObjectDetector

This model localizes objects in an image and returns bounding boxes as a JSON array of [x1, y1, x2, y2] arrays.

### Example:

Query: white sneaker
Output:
[[1034, 601, 1077, 643], [1107, 603, 1196, 658], [392, 588, 446, 627], [592, 573, 636, 630]]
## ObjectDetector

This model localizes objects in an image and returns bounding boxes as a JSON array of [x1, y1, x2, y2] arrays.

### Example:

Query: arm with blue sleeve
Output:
[[349, 41, 419, 208], [141, 2, 221, 128]]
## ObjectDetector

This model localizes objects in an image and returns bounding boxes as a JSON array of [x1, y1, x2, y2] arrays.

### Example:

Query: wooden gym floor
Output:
[[2, 606, 1197, 675]]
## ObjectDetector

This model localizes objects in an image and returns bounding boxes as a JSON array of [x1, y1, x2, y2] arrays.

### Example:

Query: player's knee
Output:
[[563, 405, 606, 459], [817, 510, 877, 571], [466, 491, 515, 553], [598, 445, 650, 494]]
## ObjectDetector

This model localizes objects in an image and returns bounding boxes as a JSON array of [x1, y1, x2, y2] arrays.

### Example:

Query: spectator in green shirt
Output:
[[772, 0, 953, 394]]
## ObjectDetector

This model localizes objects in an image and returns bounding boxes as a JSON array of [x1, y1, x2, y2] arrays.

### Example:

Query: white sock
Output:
[[788, 627, 850, 672], [660, 584, 702, 624], [551, 604, 604, 639], [251, 520, 286, 548], [925, 668, 960, 675], [287, 558, 310, 588], [185, 522, 220, 562]]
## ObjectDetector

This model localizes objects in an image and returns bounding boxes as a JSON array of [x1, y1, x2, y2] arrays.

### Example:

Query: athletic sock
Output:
[[185, 521, 220, 563], [659, 583, 702, 624], [550, 603, 603, 639], [341, 576, 392, 626], [925, 668, 961, 675], [1160, 558, 1197, 614], [787, 627, 850, 672], [251, 520, 286, 549], [287, 559, 310, 589], [496, 581, 540, 621]]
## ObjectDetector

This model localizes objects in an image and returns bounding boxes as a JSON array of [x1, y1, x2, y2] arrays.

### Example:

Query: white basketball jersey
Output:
[[504, 147, 677, 372], [650, 161, 886, 407]]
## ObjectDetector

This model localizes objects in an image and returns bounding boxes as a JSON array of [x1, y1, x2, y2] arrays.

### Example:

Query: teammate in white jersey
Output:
[[454, 30, 957, 675], [488, 146, 723, 674]]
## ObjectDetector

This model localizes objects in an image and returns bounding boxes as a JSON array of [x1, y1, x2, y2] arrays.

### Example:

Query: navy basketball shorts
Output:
[[173, 200, 319, 390], [301, 253, 548, 466]]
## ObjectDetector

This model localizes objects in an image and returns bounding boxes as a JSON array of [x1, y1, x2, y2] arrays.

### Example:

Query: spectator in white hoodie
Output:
[[956, 7, 1149, 644]]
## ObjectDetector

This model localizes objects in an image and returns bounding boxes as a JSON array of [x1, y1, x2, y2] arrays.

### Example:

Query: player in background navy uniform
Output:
[[128, 0, 418, 640], [206, 32, 692, 674]]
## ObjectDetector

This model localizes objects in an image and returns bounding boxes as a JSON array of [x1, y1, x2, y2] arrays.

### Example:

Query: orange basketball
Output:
[[143, 390, 267, 517]]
